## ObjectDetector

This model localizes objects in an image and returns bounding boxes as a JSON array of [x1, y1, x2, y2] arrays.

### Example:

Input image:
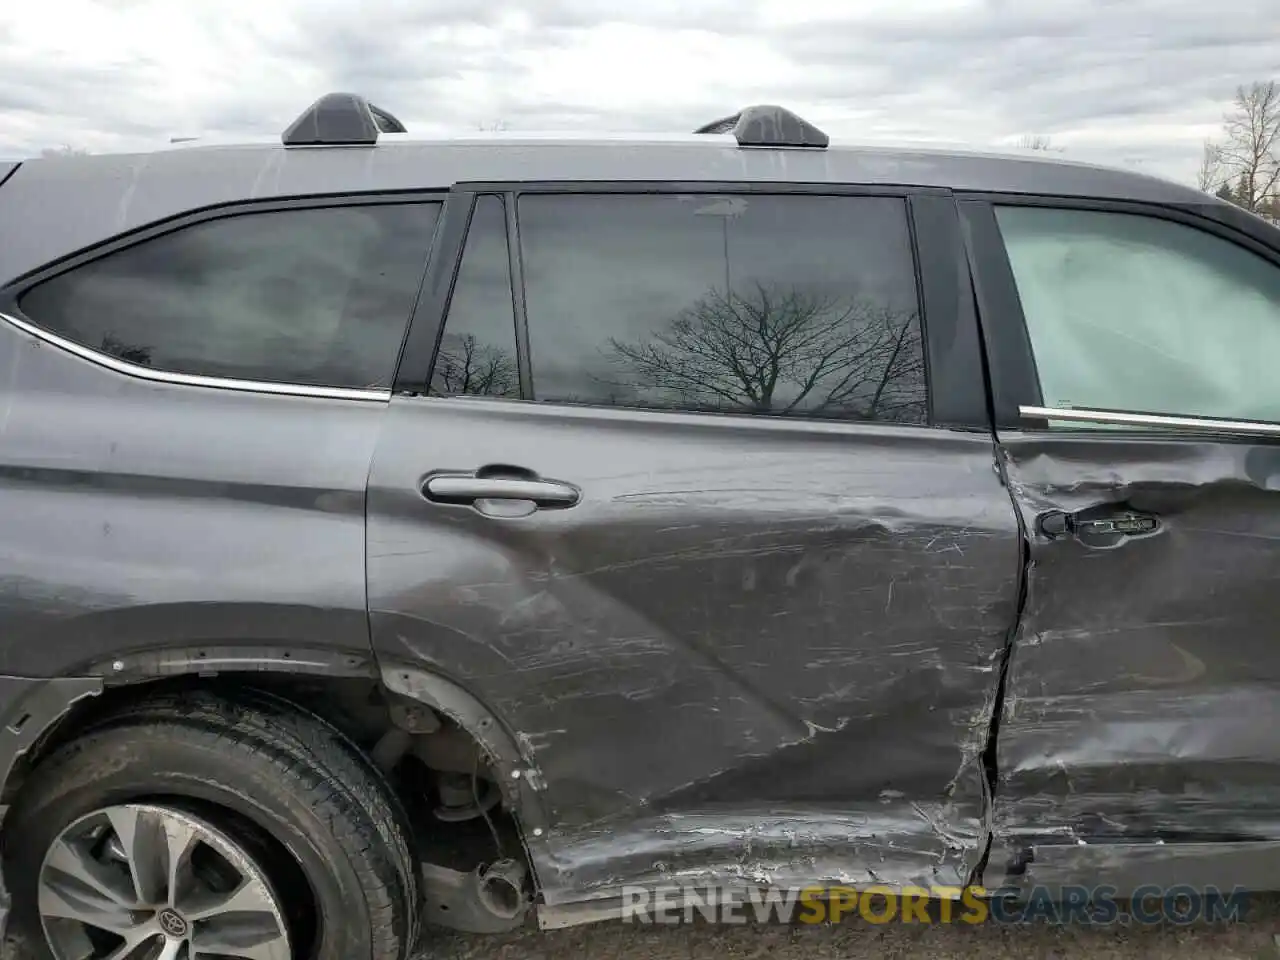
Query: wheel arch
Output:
[[0, 643, 379, 816], [1, 650, 552, 862], [379, 662, 553, 846], [0, 675, 103, 822]]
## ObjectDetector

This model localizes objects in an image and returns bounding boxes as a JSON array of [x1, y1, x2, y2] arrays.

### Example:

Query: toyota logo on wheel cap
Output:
[[157, 908, 189, 938]]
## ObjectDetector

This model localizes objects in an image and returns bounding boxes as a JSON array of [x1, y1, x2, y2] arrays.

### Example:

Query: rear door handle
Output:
[[423, 473, 581, 509], [1038, 509, 1159, 539]]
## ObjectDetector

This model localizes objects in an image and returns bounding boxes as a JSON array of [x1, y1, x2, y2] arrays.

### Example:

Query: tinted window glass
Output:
[[430, 196, 519, 398], [997, 205, 1280, 425], [517, 194, 927, 422], [20, 202, 441, 390]]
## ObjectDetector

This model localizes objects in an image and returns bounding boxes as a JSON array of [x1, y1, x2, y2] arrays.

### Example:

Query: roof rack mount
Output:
[[694, 105, 829, 149], [282, 93, 407, 147], [281, 94, 824, 149]]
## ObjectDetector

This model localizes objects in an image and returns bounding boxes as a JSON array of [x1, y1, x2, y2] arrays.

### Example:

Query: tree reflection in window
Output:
[[605, 284, 925, 420], [518, 193, 929, 424], [434, 333, 516, 397], [430, 195, 521, 398]]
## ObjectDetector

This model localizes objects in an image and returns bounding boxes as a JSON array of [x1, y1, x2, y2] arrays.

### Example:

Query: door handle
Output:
[[1038, 509, 1159, 540], [423, 472, 580, 509]]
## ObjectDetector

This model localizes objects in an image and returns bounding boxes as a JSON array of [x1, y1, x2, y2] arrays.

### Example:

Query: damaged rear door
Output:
[[963, 197, 1280, 893], [367, 184, 1020, 906]]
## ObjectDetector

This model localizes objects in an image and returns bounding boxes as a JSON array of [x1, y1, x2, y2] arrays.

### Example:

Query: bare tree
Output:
[[432, 335, 517, 397], [605, 284, 926, 420], [1210, 81, 1280, 212], [39, 144, 90, 158], [1196, 139, 1226, 193], [1017, 134, 1060, 152]]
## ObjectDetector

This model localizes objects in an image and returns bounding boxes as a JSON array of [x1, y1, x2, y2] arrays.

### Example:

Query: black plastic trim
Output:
[[504, 193, 533, 398], [368, 104, 407, 135], [0, 676, 103, 811], [85, 645, 378, 682], [909, 194, 989, 429], [957, 199, 1043, 431], [394, 189, 479, 394], [693, 105, 829, 149], [282, 92, 404, 146]]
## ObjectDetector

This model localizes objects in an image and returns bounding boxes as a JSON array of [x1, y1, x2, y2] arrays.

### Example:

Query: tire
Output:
[[4, 686, 421, 960]]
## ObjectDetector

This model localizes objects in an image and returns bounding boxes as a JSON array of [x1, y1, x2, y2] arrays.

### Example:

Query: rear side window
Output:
[[996, 205, 1280, 425], [18, 202, 441, 390], [516, 193, 928, 423], [429, 195, 519, 398]]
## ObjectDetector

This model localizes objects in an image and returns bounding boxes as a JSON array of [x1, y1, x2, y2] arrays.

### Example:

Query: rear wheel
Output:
[[39, 802, 291, 960], [4, 687, 420, 960]]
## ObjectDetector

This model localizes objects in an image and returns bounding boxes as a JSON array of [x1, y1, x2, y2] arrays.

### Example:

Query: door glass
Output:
[[996, 205, 1280, 424], [429, 195, 520, 398], [517, 193, 927, 423], [19, 202, 441, 390]]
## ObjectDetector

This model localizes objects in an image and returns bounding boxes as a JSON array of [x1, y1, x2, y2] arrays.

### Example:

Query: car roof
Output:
[[0, 129, 1216, 286]]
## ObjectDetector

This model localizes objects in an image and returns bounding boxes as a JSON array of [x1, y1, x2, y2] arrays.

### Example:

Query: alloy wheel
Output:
[[38, 802, 291, 960]]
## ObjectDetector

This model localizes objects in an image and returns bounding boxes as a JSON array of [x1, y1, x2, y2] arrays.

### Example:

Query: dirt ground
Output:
[[424, 907, 1280, 960], [7, 899, 1280, 959]]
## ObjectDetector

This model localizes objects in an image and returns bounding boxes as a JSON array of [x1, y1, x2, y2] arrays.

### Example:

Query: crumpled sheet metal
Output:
[[367, 410, 1022, 906], [987, 433, 1280, 891]]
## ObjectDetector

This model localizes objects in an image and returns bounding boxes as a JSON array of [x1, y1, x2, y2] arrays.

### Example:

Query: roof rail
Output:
[[694, 105, 828, 149], [282, 93, 407, 147]]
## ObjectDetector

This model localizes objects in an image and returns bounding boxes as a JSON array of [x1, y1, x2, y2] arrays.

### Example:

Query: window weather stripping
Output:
[[1019, 404, 1280, 437]]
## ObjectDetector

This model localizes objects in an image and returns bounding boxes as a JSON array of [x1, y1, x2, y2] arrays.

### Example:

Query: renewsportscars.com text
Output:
[[620, 884, 1251, 926]]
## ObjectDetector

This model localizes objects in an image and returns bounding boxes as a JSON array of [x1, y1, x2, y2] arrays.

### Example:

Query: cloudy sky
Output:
[[0, 0, 1275, 185]]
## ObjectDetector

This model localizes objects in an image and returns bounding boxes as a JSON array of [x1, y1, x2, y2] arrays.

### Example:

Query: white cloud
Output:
[[0, 0, 1273, 183]]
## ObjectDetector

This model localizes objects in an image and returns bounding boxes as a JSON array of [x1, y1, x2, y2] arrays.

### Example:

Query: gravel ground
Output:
[[423, 921, 1280, 960], [7, 899, 1280, 958], [423, 905, 1280, 960]]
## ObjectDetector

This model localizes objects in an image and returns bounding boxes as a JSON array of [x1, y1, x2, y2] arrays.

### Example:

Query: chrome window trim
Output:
[[0, 311, 391, 402], [1020, 404, 1280, 437]]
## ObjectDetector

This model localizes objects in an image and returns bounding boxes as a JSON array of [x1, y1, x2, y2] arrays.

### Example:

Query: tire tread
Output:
[[7, 686, 420, 960]]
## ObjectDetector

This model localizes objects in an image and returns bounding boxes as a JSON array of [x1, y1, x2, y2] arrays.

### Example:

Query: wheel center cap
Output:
[[157, 908, 189, 938]]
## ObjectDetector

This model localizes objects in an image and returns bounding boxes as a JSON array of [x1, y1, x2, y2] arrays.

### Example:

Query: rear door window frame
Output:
[[396, 181, 991, 431]]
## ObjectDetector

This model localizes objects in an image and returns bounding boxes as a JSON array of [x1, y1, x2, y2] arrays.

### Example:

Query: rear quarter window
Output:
[[17, 201, 441, 391]]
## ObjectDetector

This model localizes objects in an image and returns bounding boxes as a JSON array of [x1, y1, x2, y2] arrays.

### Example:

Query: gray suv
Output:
[[1, 91, 1279, 958]]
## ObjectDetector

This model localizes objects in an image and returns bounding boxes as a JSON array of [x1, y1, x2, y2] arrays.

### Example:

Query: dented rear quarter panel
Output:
[[367, 397, 1020, 904], [990, 431, 1280, 889]]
